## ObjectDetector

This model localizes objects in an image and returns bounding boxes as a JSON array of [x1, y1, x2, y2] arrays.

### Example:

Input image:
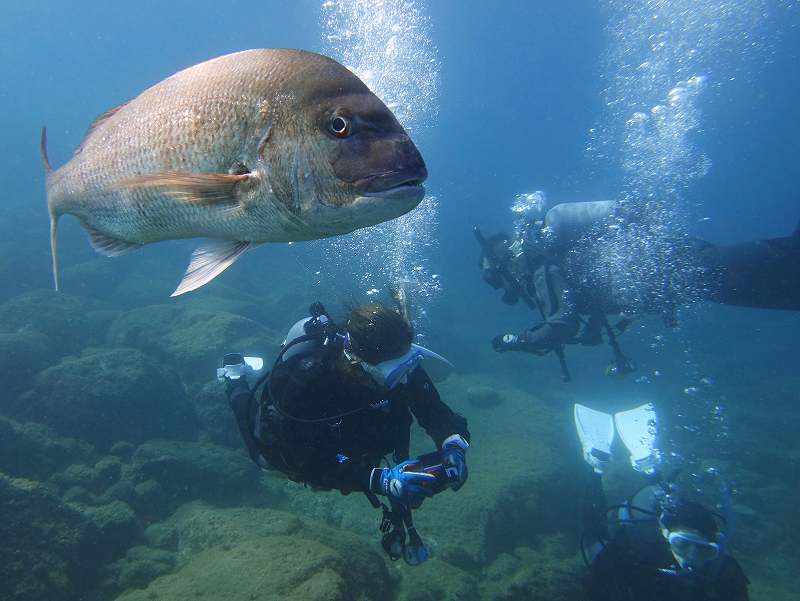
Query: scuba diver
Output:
[[573, 402, 749, 601], [476, 192, 800, 380], [218, 299, 470, 566]]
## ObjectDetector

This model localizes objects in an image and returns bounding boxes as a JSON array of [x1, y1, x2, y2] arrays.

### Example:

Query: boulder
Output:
[[104, 545, 176, 593], [130, 439, 260, 508], [107, 304, 279, 387], [0, 289, 92, 355], [0, 472, 99, 601], [12, 347, 196, 449], [113, 502, 392, 601], [466, 384, 504, 408], [0, 416, 94, 480], [192, 379, 242, 448], [77, 500, 141, 557]]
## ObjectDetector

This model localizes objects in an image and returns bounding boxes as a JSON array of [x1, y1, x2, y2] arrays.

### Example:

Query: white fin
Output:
[[84, 223, 142, 257], [171, 240, 252, 297], [614, 403, 660, 474], [574, 404, 615, 474]]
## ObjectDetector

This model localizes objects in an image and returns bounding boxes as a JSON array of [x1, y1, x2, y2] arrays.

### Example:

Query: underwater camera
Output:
[[216, 353, 264, 381], [408, 450, 453, 495]]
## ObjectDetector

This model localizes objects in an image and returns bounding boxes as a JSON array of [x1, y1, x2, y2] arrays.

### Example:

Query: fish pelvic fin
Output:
[[83, 223, 142, 257], [171, 240, 254, 297], [40, 126, 53, 180], [113, 172, 255, 208]]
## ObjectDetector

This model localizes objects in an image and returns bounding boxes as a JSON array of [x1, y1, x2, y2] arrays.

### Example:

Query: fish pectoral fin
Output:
[[113, 172, 255, 207], [83, 223, 142, 257], [171, 240, 253, 297]]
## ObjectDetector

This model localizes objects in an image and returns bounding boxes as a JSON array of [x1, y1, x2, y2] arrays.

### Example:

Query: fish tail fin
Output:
[[41, 126, 61, 290], [50, 213, 60, 291]]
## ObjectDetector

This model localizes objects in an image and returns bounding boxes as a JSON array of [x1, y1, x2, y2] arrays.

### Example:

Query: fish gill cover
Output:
[[315, 0, 442, 327]]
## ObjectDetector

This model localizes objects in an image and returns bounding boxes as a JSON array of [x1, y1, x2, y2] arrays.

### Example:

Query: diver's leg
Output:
[[698, 232, 800, 311]]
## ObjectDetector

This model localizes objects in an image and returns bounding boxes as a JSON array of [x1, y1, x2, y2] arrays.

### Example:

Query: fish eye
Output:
[[329, 114, 351, 138]]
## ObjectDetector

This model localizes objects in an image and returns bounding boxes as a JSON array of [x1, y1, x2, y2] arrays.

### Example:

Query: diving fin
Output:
[[171, 240, 253, 297], [573, 404, 615, 474], [614, 403, 660, 474]]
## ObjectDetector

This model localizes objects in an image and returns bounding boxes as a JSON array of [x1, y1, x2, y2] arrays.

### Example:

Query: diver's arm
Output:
[[406, 368, 470, 447], [225, 378, 264, 465], [495, 260, 581, 353]]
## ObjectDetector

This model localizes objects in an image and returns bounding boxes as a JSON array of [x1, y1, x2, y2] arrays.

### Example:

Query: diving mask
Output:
[[345, 338, 454, 390], [665, 530, 721, 570]]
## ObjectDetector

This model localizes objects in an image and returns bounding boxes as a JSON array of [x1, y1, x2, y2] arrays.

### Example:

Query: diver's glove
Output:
[[441, 434, 469, 491], [370, 461, 437, 509], [492, 333, 519, 352]]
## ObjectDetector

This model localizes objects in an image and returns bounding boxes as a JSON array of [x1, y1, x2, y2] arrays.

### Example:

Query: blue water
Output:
[[1, 1, 799, 600]]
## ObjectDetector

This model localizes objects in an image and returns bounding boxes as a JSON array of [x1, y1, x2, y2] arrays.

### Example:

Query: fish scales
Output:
[[42, 48, 428, 295]]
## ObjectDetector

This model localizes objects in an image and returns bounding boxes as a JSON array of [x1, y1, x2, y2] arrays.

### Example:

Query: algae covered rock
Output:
[[107, 304, 279, 385], [12, 347, 196, 449], [0, 330, 52, 404], [130, 439, 260, 506], [0, 472, 99, 601], [0, 416, 93, 480], [115, 537, 360, 601], [104, 545, 176, 592], [78, 500, 141, 557], [114, 502, 392, 601], [0, 289, 91, 355], [193, 379, 242, 448]]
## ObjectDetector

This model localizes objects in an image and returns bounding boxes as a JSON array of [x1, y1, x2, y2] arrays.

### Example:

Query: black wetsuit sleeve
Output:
[[226, 380, 263, 465], [406, 368, 470, 448]]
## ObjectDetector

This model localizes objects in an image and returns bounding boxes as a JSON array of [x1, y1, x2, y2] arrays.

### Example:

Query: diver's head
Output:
[[479, 233, 519, 305], [659, 500, 723, 572], [344, 303, 419, 389]]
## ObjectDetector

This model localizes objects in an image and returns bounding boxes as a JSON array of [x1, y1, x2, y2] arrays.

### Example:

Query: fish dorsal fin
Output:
[[73, 101, 129, 157], [171, 240, 253, 297], [113, 172, 253, 207], [83, 223, 142, 257]]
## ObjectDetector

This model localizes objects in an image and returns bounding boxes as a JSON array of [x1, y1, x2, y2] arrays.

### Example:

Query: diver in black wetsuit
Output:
[[478, 198, 800, 374], [220, 301, 470, 565], [574, 403, 749, 601], [583, 484, 749, 601]]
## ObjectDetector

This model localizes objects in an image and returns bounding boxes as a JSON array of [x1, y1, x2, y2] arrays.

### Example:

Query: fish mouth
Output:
[[354, 166, 428, 197], [361, 181, 426, 202]]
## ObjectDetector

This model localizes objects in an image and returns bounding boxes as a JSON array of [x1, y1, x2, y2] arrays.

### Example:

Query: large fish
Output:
[[41, 49, 427, 296]]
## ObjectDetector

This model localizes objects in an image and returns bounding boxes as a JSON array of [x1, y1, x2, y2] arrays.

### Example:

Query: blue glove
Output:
[[370, 461, 437, 509], [441, 434, 469, 491]]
